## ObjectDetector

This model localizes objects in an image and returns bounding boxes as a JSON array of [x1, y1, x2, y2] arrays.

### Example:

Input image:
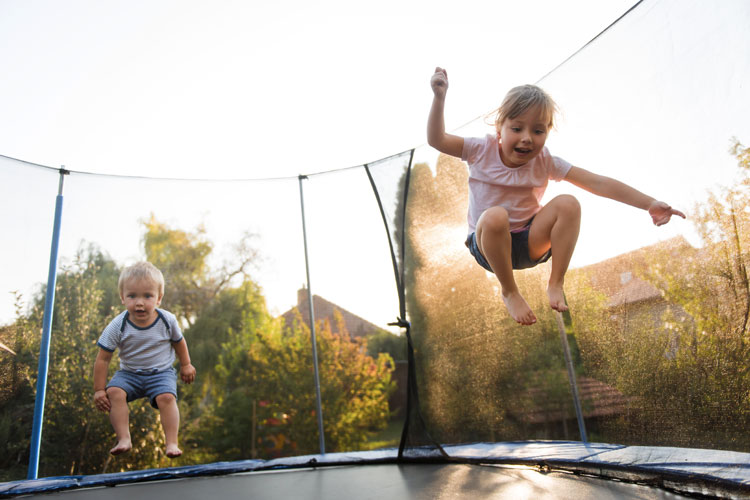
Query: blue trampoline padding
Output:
[[443, 441, 750, 486], [2, 442, 749, 497]]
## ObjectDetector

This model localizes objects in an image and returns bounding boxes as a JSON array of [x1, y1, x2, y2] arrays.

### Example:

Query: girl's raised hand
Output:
[[430, 67, 449, 97], [648, 200, 686, 226]]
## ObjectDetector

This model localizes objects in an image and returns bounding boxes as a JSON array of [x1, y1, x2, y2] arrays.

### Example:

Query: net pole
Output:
[[297, 175, 326, 455], [27, 167, 68, 479], [555, 311, 588, 444]]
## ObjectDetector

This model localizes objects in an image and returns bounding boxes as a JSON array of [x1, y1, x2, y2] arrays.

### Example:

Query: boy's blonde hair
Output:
[[118, 262, 165, 296], [494, 84, 559, 131]]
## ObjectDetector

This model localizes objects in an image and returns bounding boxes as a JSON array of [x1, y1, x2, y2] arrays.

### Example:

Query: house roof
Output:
[[511, 375, 632, 424], [606, 276, 661, 307], [279, 287, 388, 338], [573, 236, 693, 307]]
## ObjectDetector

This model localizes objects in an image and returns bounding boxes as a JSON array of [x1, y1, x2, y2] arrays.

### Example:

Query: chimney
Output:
[[298, 285, 309, 306]]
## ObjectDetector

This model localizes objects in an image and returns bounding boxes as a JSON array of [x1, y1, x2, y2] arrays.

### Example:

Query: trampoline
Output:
[[3, 443, 749, 498], [2, 0, 750, 499]]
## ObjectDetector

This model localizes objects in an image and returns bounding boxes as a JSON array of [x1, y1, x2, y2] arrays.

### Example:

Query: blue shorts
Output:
[[107, 368, 177, 409], [465, 218, 552, 271]]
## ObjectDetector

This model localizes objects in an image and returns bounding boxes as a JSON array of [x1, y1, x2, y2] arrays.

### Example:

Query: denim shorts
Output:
[[107, 368, 177, 409], [465, 218, 552, 271]]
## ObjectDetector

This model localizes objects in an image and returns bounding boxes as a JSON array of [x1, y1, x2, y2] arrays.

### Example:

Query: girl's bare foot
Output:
[[547, 284, 568, 312], [110, 439, 132, 456], [502, 290, 537, 325], [166, 444, 182, 458]]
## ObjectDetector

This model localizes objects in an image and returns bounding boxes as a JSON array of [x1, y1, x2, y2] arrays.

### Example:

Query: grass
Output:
[[362, 418, 403, 451]]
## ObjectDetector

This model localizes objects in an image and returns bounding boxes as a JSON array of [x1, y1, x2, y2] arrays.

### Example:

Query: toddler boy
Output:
[[93, 262, 196, 458]]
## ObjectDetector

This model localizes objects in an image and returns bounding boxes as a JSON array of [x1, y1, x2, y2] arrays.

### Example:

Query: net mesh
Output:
[[401, 0, 750, 452], [1, 0, 749, 480]]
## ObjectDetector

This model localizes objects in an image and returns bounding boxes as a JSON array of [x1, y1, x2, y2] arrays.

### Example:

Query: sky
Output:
[[0, 0, 637, 178], [2, 0, 749, 327]]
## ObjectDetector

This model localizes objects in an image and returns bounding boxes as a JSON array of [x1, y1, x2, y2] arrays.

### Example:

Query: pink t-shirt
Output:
[[462, 134, 572, 234]]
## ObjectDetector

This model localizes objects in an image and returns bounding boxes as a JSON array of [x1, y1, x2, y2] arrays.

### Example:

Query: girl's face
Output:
[[120, 278, 163, 327], [497, 106, 550, 168]]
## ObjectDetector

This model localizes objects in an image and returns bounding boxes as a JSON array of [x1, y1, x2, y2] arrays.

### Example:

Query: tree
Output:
[[142, 215, 258, 327], [565, 140, 750, 451], [366, 331, 407, 362], [636, 139, 750, 449], [2, 211, 398, 478], [0, 246, 179, 478], [182, 279, 268, 387], [202, 306, 395, 460], [0, 295, 36, 481], [178, 280, 272, 462]]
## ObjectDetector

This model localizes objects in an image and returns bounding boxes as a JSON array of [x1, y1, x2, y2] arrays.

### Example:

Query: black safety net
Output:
[[399, 0, 750, 454], [1, 0, 749, 494]]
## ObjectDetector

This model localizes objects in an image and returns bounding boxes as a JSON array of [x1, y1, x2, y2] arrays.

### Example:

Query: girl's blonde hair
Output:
[[493, 84, 559, 131], [118, 261, 165, 296]]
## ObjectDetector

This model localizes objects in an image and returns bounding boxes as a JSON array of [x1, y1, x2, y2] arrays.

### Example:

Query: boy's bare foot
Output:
[[547, 284, 568, 312], [502, 290, 537, 325], [166, 444, 182, 458], [110, 439, 132, 456]]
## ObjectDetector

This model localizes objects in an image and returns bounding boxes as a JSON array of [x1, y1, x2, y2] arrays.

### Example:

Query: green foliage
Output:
[[566, 140, 750, 451], [142, 215, 258, 328], [311, 312, 395, 452], [0, 336, 34, 480], [366, 330, 407, 361], [0, 294, 39, 479], [0, 246, 176, 478], [400, 143, 750, 450], [202, 309, 395, 459], [3, 206, 398, 479], [143, 215, 215, 325], [634, 140, 750, 449], [183, 281, 271, 459], [36, 249, 115, 475], [184, 280, 269, 385], [40, 248, 176, 474]]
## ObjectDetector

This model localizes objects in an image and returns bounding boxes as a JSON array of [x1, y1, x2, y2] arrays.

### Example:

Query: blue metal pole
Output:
[[298, 175, 326, 455], [27, 167, 68, 479]]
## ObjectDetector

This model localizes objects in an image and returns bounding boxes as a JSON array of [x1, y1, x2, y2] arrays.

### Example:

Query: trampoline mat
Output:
[[11, 463, 692, 500]]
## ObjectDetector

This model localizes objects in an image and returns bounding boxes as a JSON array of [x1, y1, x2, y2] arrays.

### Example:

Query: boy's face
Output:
[[497, 106, 549, 168], [120, 278, 163, 328]]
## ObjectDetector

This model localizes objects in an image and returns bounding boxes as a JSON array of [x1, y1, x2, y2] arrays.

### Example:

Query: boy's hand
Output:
[[430, 67, 449, 98], [648, 200, 686, 226], [94, 390, 110, 413], [180, 363, 196, 384]]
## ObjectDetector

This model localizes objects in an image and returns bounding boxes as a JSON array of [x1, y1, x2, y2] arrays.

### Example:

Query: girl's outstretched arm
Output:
[[565, 166, 686, 226], [427, 67, 464, 157]]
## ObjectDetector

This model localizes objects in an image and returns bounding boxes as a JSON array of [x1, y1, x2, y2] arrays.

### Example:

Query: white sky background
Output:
[[1, 0, 749, 327], [1, 0, 637, 177]]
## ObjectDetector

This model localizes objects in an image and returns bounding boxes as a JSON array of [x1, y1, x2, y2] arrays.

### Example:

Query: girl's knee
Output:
[[155, 393, 176, 408], [555, 194, 581, 217], [478, 206, 511, 233]]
